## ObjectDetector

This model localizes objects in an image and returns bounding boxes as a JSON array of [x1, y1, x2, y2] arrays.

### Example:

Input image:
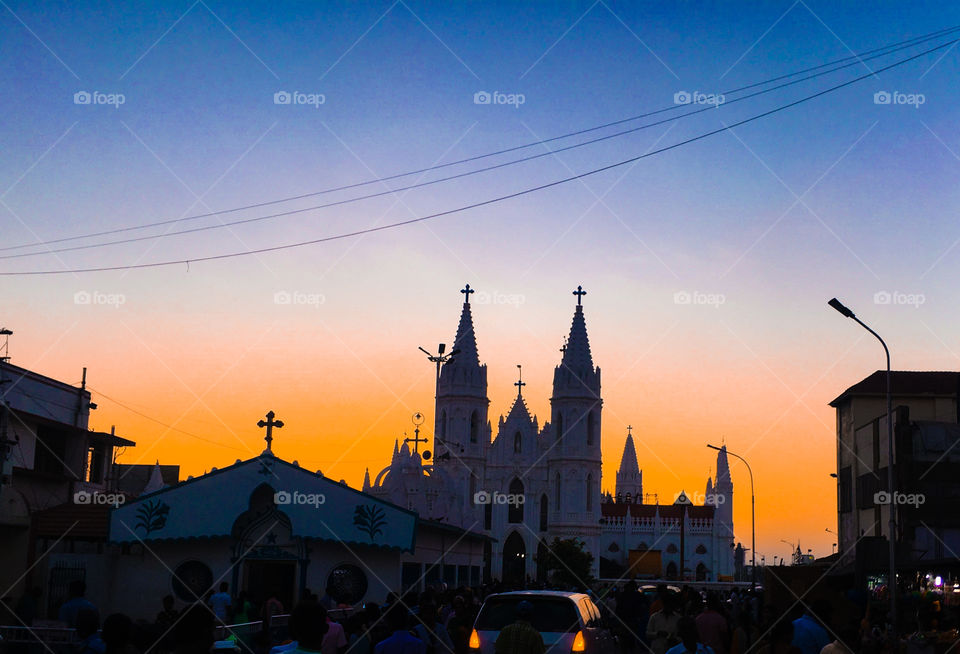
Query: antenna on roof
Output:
[[0, 327, 12, 363]]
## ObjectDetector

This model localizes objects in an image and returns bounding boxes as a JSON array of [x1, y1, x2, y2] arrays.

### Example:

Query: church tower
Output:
[[713, 445, 734, 539], [548, 286, 602, 543], [615, 427, 643, 502], [434, 285, 490, 508]]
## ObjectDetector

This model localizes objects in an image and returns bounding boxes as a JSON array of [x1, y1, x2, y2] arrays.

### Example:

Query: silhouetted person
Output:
[[209, 582, 232, 622], [290, 601, 331, 653], [60, 580, 99, 628], [102, 613, 137, 654], [174, 604, 216, 654], [696, 593, 729, 654], [648, 596, 681, 654], [375, 604, 426, 654], [763, 619, 802, 654], [792, 603, 831, 654], [75, 608, 106, 654], [666, 616, 714, 654]]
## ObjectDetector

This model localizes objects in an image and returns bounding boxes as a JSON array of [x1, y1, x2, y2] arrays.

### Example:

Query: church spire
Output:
[[615, 426, 642, 501], [553, 285, 600, 400], [362, 468, 371, 491], [450, 284, 480, 368]]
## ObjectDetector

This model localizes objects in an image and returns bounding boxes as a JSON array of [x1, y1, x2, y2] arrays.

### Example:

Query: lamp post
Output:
[[708, 444, 755, 590], [828, 297, 896, 636], [419, 343, 458, 461]]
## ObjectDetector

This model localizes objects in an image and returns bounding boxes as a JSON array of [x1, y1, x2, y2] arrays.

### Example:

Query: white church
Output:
[[367, 286, 737, 583]]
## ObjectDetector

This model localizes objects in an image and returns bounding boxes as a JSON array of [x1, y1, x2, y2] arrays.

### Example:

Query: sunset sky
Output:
[[3, 0, 960, 564]]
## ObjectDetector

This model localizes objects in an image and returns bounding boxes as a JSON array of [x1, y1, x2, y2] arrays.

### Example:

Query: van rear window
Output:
[[476, 596, 580, 633]]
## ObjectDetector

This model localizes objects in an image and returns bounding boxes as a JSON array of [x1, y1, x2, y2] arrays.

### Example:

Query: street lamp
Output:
[[708, 443, 755, 590], [828, 297, 896, 635], [419, 343, 459, 461]]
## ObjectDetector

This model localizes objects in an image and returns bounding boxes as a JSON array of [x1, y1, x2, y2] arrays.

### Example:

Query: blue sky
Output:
[[2, 0, 960, 556]]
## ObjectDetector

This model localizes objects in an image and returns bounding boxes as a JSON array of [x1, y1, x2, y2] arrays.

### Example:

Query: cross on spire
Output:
[[573, 285, 587, 305], [257, 411, 284, 453], [514, 364, 526, 396], [461, 284, 475, 304], [404, 412, 428, 454], [627, 425, 633, 437]]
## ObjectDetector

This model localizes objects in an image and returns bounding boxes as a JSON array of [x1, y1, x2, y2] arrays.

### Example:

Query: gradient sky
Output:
[[3, 0, 960, 564]]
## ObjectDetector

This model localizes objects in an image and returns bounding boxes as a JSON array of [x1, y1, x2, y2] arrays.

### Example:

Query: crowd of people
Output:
[[2, 579, 957, 654]]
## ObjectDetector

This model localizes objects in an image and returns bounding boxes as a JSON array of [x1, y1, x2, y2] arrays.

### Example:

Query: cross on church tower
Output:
[[461, 284, 475, 304], [573, 285, 586, 305], [404, 411, 428, 454], [627, 425, 633, 437], [514, 364, 526, 397], [257, 411, 284, 453]]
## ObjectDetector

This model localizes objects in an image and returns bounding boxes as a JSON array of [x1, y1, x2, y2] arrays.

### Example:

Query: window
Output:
[[514, 432, 522, 454], [539, 495, 548, 531], [484, 502, 492, 530], [555, 412, 563, 442], [695, 544, 707, 554], [555, 473, 562, 510], [34, 426, 68, 475], [508, 479, 524, 523], [440, 411, 447, 440], [172, 561, 213, 602], [327, 564, 369, 605], [839, 466, 852, 513], [666, 543, 678, 553], [586, 474, 593, 511], [85, 444, 105, 483], [587, 411, 596, 446], [470, 411, 479, 443], [607, 542, 620, 552]]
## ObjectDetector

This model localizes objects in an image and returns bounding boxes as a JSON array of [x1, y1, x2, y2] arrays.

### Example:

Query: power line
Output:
[[2, 30, 955, 261], [2, 38, 953, 276], [2, 24, 958, 255], [86, 385, 251, 452]]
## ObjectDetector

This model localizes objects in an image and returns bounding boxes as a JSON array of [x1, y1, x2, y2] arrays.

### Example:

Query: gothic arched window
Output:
[[555, 412, 563, 442], [514, 432, 522, 454], [696, 544, 708, 555], [539, 494, 548, 531], [587, 411, 596, 446], [470, 411, 479, 444], [586, 474, 594, 511], [508, 479, 524, 524], [555, 473, 562, 510], [440, 410, 447, 440]]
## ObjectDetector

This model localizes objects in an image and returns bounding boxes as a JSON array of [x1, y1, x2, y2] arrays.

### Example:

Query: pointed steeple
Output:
[[553, 285, 600, 400], [450, 290, 480, 368], [715, 445, 732, 490], [618, 432, 640, 477], [142, 460, 165, 495], [438, 285, 486, 396], [362, 468, 371, 492], [615, 427, 642, 501]]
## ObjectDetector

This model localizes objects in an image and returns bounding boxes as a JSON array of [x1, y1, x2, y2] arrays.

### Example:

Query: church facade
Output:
[[367, 286, 736, 583]]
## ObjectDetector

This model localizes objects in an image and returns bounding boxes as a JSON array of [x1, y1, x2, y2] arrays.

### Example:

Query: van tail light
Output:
[[572, 630, 586, 652], [469, 629, 480, 649]]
